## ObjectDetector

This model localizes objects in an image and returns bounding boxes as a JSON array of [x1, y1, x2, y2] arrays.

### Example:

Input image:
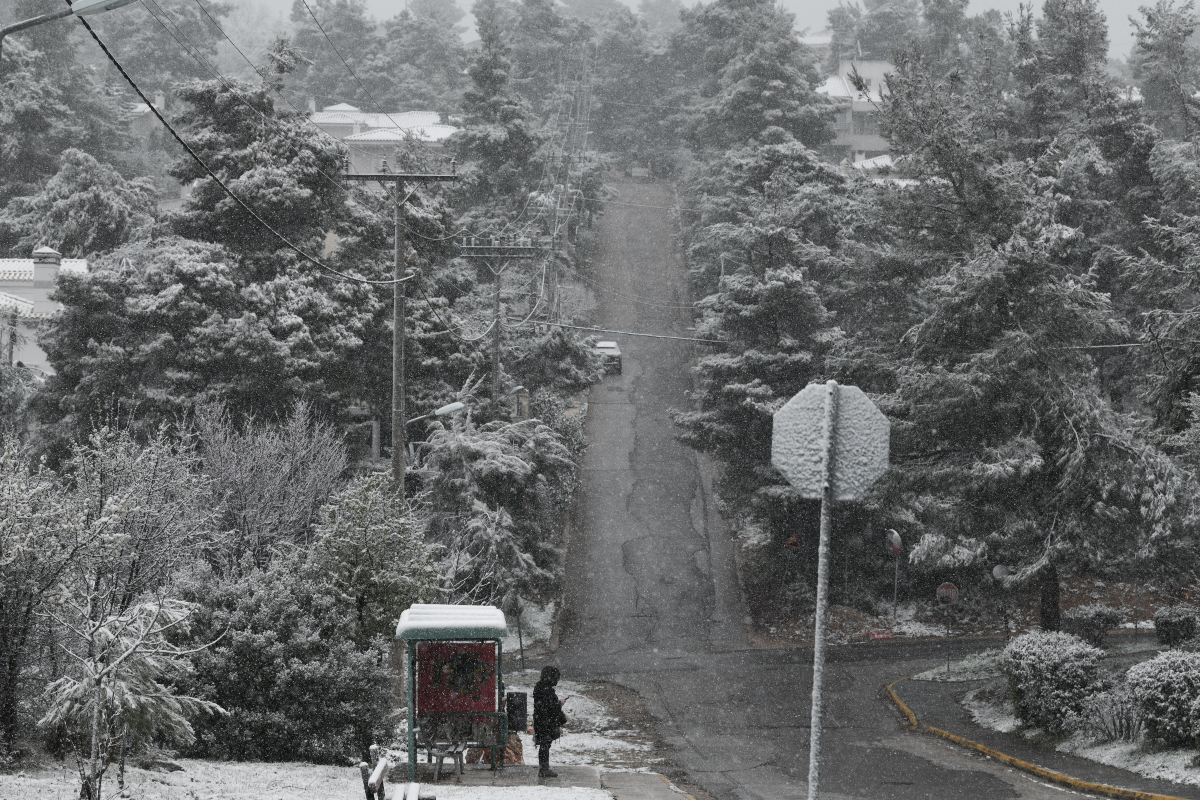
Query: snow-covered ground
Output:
[[0, 671, 656, 798], [431, 788, 613, 800], [0, 759, 619, 800], [960, 686, 1020, 732], [890, 601, 951, 638], [1056, 738, 1200, 787], [912, 649, 1005, 682], [501, 670, 659, 771], [502, 600, 556, 655], [958, 680, 1200, 786]]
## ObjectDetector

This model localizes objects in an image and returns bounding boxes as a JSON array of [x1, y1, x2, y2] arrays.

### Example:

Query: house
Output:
[[819, 59, 892, 164], [309, 103, 457, 174], [0, 246, 88, 376]]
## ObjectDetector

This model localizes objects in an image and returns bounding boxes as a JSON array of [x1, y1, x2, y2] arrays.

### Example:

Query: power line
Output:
[[413, 283, 497, 342], [297, 0, 411, 134], [545, 322, 723, 344], [180, 0, 395, 170], [76, 16, 413, 288]]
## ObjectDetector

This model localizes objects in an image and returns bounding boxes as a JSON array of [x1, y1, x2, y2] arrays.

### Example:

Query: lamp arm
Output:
[[0, 8, 75, 58]]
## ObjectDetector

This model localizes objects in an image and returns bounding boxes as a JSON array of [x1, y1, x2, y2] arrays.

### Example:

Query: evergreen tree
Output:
[[0, 148, 155, 258], [451, 0, 546, 214], [1131, 0, 1200, 139], [672, 0, 835, 152], [289, 0, 389, 110]]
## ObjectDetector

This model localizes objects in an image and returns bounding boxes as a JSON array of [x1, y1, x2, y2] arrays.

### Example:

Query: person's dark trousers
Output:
[[539, 743, 556, 777]]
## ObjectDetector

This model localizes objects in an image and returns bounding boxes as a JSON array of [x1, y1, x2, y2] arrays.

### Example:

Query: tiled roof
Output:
[[311, 109, 443, 130], [0, 259, 88, 281], [0, 292, 34, 317], [344, 124, 456, 143]]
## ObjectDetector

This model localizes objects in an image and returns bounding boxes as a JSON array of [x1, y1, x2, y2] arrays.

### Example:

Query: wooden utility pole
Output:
[[458, 238, 544, 404], [342, 170, 456, 502]]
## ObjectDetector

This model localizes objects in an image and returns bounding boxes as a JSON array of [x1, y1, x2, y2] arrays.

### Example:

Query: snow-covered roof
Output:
[[818, 60, 891, 102], [0, 258, 88, 281], [0, 292, 34, 317], [853, 154, 893, 170], [395, 604, 507, 640], [311, 108, 443, 131], [345, 124, 457, 143]]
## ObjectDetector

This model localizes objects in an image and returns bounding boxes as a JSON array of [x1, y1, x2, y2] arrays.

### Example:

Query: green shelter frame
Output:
[[396, 604, 508, 781]]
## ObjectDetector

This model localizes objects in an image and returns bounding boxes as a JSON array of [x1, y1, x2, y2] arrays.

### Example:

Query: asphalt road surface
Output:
[[556, 178, 1108, 800]]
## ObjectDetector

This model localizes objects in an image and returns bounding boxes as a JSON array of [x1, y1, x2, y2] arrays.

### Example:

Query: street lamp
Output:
[[0, 0, 137, 58], [406, 401, 466, 426]]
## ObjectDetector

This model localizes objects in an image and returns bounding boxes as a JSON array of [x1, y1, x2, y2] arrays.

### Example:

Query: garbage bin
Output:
[[506, 691, 527, 734]]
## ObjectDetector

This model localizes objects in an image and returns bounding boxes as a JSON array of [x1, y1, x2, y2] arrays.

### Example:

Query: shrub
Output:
[[1126, 650, 1200, 746], [1002, 631, 1103, 734], [1079, 683, 1142, 742], [1062, 604, 1122, 648], [173, 559, 393, 764], [1155, 607, 1197, 648]]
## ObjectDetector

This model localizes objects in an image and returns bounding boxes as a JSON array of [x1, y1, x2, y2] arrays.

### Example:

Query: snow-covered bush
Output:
[[1062, 604, 1122, 648], [1155, 607, 1197, 647], [1002, 631, 1103, 734], [1126, 650, 1200, 746], [1078, 683, 1142, 742]]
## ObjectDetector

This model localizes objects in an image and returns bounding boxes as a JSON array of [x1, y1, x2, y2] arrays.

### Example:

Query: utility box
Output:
[[506, 691, 527, 734]]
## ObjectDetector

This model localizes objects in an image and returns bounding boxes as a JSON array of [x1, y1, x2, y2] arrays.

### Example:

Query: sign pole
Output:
[[807, 380, 838, 800], [894, 556, 900, 622], [771, 379, 889, 800]]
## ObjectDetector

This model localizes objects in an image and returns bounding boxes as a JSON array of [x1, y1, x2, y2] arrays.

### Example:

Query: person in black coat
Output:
[[533, 665, 567, 778]]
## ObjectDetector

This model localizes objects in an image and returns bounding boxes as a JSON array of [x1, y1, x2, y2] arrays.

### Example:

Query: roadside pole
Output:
[[807, 381, 837, 798], [772, 381, 889, 800], [887, 529, 902, 622], [342, 170, 456, 502], [459, 239, 544, 406]]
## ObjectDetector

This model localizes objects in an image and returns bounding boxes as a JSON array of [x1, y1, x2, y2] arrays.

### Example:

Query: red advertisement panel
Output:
[[415, 642, 498, 714]]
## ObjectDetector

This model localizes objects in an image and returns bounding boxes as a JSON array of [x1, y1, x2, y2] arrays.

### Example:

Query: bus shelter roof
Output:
[[395, 603, 507, 641]]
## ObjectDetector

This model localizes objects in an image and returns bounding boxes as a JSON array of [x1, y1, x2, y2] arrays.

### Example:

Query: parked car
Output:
[[594, 341, 622, 374]]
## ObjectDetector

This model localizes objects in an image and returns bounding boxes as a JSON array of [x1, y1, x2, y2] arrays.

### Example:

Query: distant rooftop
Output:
[[345, 124, 457, 144], [311, 105, 443, 131]]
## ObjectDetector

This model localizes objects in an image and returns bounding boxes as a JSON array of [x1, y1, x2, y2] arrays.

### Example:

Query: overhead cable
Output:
[[76, 16, 414, 287], [545, 322, 723, 344]]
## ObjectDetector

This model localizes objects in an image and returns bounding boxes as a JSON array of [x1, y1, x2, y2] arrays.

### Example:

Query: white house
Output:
[[0, 246, 87, 375], [309, 103, 457, 174], [818, 60, 892, 164]]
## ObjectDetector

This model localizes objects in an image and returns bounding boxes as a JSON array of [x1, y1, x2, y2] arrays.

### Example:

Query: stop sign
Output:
[[771, 383, 890, 501], [937, 582, 959, 605]]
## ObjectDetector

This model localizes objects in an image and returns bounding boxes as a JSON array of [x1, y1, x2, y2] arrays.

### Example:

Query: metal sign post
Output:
[[772, 381, 889, 800], [937, 582, 958, 671], [887, 529, 902, 622]]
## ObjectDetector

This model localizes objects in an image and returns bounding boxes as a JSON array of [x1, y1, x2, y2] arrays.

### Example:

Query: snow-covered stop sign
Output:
[[937, 582, 959, 605], [771, 383, 890, 501]]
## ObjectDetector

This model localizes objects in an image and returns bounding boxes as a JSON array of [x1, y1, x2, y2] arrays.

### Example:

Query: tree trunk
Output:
[[1039, 564, 1061, 631]]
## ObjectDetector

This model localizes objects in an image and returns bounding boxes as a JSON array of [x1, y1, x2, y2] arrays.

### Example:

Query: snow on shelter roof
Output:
[[395, 604, 507, 640]]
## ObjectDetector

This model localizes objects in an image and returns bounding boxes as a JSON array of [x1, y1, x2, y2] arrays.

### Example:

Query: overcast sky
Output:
[[268, 0, 1146, 59]]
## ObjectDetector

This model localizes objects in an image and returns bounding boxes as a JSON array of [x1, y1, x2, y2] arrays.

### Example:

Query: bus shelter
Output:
[[396, 604, 508, 780]]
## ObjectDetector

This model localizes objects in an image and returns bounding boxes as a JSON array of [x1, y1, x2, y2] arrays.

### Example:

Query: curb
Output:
[[657, 773, 698, 800], [887, 677, 1190, 800]]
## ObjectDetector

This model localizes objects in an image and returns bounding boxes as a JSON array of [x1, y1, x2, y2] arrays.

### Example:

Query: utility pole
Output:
[[459, 237, 544, 404], [343, 169, 456, 502]]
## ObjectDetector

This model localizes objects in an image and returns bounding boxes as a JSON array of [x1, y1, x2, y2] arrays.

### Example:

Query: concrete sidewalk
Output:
[[898, 677, 1200, 800], [401, 764, 692, 800]]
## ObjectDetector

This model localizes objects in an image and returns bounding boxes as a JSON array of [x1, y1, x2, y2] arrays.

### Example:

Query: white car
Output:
[[594, 341, 622, 374]]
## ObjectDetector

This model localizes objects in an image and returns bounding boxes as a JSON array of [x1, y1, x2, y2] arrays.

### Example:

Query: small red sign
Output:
[[937, 582, 959, 605], [415, 642, 499, 714], [785, 534, 803, 552]]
